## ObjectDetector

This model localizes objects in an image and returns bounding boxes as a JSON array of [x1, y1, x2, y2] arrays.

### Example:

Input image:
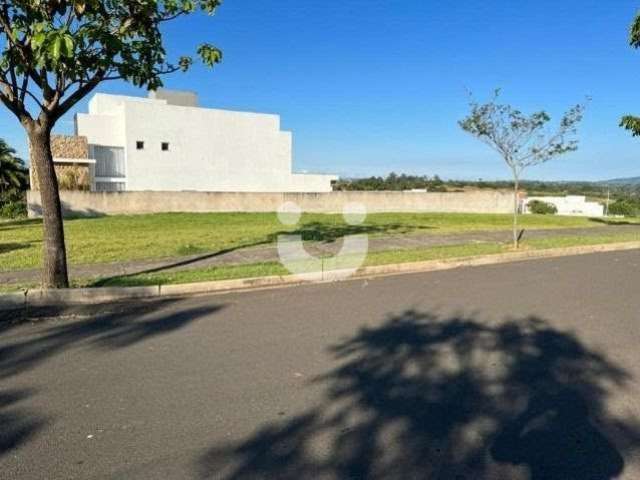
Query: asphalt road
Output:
[[2, 250, 640, 479]]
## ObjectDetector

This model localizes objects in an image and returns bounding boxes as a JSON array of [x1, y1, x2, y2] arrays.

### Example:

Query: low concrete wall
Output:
[[27, 190, 514, 217]]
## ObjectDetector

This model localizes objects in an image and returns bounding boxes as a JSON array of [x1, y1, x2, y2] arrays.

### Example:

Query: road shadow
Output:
[[491, 389, 624, 479], [0, 299, 225, 380], [199, 311, 640, 479], [0, 298, 225, 457], [0, 388, 49, 460]]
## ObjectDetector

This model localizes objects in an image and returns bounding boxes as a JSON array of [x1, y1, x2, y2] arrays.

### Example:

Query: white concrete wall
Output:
[[87, 93, 164, 115], [290, 174, 340, 192], [75, 111, 126, 147], [76, 93, 336, 192], [28, 190, 515, 217]]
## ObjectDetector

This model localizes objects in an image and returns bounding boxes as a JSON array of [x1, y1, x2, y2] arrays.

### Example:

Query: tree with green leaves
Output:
[[620, 13, 640, 136], [459, 90, 587, 248], [0, 138, 28, 195], [0, 1, 223, 288]]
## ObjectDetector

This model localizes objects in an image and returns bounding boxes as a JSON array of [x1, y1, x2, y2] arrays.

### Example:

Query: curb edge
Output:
[[2, 241, 639, 311]]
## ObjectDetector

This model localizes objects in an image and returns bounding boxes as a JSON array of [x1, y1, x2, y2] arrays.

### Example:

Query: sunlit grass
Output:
[[2, 212, 630, 272], [57, 232, 640, 290]]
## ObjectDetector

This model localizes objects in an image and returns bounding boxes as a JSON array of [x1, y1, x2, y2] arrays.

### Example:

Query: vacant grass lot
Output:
[[0, 212, 632, 272], [77, 232, 640, 288], [1, 228, 638, 293]]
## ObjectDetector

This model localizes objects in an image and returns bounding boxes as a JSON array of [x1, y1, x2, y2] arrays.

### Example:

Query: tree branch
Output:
[[51, 69, 106, 122], [0, 78, 30, 122]]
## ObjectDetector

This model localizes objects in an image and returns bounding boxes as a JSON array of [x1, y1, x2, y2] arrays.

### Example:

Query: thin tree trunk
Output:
[[28, 124, 69, 288], [513, 175, 520, 249]]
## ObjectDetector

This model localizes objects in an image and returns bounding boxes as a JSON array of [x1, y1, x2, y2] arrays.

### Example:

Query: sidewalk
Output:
[[2, 224, 639, 285]]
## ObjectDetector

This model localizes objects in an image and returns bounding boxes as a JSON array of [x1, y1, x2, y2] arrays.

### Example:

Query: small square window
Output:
[[136, 141, 144, 150], [161, 142, 170, 151]]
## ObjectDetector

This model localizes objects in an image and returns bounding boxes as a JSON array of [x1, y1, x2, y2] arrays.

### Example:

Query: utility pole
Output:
[[605, 187, 611, 217]]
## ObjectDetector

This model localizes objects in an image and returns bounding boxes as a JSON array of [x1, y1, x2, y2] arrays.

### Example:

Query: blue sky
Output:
[[3, 0, 640, 181]]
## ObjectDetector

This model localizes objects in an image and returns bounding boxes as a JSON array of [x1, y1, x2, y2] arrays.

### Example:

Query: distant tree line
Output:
[[333, 172, 640, 216], [334, 173, 448, 192]]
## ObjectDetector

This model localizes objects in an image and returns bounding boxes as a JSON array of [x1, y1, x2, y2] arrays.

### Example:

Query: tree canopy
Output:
[[0, 0, 223, 125], [459, 90, 586, 179], [0, 1, 224, 288], [334, 173, 446, 192], [620, 12, 640, 136]]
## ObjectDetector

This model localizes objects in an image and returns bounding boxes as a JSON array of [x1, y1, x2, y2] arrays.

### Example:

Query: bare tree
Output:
[[459, 90, 587, 248]]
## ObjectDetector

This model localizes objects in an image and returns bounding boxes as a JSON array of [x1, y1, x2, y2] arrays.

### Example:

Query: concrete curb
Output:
[[2, 241, 639, 312], [25, 285, 160, 308]]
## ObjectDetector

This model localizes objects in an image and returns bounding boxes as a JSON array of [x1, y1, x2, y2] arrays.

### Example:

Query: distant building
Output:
[[524, 195, 604, 217], [35, 89, 336, 193]]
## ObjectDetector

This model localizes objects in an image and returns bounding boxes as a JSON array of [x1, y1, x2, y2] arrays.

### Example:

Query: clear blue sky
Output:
[[3, 0, 640, 181]]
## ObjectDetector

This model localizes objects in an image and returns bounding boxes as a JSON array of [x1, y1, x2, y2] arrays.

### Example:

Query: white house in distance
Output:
[[524, 195, 604, 217], [66, 89, 336, 192]]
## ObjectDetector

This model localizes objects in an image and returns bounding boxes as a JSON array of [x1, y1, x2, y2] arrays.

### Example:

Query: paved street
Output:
[[1, 250, 640, 479]]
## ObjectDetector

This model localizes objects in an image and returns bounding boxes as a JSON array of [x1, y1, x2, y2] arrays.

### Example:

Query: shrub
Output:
[[528, 200, 558, 215], [608, 199, 638, 217], [0, 188, 27, 219], [0, 199, 26, 218]]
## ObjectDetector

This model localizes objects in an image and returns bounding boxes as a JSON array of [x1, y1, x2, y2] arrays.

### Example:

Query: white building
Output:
[[71, 90, 336, 192], [524, 195, 604, 217]]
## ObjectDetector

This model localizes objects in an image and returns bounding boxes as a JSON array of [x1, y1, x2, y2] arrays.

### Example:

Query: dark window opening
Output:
[[136, 141, 144, 150], [161, 142, 170, 151]]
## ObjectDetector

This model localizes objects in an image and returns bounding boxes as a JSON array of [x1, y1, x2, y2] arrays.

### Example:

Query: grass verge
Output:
[[64, 233, 640, 289], [88, 232, 640, 288], [2, 212, 635, 271], [1, 230, 638, 294]]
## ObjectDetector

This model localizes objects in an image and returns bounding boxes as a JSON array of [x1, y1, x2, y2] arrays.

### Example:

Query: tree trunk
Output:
[[513, 176, 520, 249], [28, 124, 69, 288]]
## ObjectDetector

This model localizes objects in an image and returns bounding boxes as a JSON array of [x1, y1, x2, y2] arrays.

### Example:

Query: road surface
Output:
[[2, 250, 640, 479]]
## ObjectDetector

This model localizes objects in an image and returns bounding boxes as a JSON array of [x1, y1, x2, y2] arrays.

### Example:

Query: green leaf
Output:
[[49, 36, 63, 60], [62, 34, 74, 57], [197, 43, 222, 67], [620, 115, 640, 137], [32, 32, 46, 49], [0, 0, 224, 114]]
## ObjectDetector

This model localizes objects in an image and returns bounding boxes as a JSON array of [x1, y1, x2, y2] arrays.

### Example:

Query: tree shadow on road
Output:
[[0, 299, 225, 380], [200, 311, 640, 479], [0, 298, 225, 458], [0, 388, 50, 460]]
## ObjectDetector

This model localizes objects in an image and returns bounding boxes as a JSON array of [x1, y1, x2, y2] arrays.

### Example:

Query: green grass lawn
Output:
[[1, 229, 638, 293], [81, 232, 640, 288], [0, 211, 635, 272]]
